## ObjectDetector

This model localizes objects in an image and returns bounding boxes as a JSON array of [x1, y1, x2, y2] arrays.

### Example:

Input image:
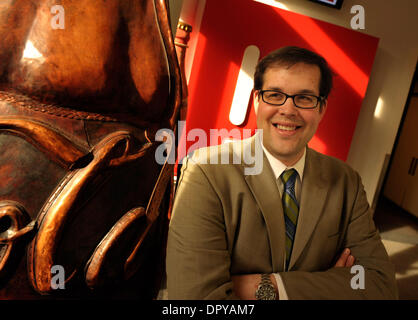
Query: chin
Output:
[[270, 144, 303, 162]]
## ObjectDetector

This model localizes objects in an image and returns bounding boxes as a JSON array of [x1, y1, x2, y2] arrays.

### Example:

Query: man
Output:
[[166, 46, 398, 299]]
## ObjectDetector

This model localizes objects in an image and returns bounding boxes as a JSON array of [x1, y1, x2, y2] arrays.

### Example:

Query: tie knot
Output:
[[280, 168, 298, 185]]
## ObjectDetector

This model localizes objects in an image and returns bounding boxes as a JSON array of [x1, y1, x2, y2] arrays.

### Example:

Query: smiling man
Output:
[[166, 46, 398, 300]]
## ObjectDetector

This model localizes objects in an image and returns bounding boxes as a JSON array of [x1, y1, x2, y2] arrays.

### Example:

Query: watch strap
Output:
[[255, 273, 277, 300]]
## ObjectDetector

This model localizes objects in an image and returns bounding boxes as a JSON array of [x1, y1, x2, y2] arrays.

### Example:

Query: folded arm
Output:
[[231, 247, 356, 299]]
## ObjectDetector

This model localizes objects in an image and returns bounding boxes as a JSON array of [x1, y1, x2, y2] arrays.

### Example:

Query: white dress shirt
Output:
[[262, 143, 307, 300]]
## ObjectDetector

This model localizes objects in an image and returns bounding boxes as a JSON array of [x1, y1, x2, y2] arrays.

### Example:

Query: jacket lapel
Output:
[[243, 135, 286, 272], [288, 148, 328, 270]]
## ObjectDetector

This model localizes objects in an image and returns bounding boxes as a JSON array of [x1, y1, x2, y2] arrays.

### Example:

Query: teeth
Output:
[[276, 124, 296, 131]]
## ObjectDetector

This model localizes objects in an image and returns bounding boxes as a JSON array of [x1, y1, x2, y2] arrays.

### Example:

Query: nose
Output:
[[278, 96, 298, 116]]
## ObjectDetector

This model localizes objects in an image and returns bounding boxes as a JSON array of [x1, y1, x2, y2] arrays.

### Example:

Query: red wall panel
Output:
[[181, 0, 379, 161]]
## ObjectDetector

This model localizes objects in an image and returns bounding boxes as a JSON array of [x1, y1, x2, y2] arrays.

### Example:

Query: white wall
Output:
[[175, 0, 418, 208]]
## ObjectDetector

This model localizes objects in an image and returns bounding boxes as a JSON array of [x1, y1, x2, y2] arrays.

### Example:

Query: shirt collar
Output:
[[262, 142, 306, 181]]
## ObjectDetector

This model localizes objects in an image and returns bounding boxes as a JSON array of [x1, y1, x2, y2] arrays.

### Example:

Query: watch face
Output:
[[255, 284, 276, 300]]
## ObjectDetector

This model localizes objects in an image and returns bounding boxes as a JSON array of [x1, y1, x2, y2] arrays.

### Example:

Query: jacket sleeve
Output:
[[279, 172, 398, 299], [166, 155, 239, 299]]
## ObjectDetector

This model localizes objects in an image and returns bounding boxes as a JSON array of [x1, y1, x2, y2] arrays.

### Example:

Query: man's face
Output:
[[254, 63, 327, 166]]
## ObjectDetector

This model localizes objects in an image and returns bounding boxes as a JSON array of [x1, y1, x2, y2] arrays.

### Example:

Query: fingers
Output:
[[334, 248, 356, 268], [334, 248, 350, 267], [345, 254, 355, 267]]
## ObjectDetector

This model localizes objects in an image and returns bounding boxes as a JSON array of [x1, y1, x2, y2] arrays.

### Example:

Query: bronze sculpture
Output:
[[0, 0, 181, 299]]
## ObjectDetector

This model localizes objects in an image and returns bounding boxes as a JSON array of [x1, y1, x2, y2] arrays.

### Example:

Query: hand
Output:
[[334, 248, 355, 267], [231, 274, 260, 300], [231, 274, 278, 300]]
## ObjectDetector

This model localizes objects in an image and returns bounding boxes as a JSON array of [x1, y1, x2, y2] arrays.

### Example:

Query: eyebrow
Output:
[[264, 87, 319, 95]]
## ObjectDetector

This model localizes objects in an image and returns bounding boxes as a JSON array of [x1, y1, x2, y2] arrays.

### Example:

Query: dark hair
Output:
[[253, 46, 334, 100]]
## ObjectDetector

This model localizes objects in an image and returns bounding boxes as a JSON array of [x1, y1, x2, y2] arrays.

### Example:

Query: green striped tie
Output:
[[280, 169, 299, 270]]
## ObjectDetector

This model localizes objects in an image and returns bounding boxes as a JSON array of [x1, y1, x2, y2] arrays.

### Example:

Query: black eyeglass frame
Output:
[[257, 89, 324, 109]]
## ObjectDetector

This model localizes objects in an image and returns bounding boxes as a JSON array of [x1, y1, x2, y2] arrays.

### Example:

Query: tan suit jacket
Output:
[[166, 135, 398, 299]]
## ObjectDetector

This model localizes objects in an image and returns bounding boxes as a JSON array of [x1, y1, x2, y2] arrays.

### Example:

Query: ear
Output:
[[253, 90, 260, 114], [319, 98, 327, 120]]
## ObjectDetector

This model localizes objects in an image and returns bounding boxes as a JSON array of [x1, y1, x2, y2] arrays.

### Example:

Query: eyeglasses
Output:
[[258, 90, 323, 109]]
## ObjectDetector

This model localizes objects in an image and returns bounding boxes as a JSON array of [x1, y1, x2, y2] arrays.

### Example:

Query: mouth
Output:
[[272, 122, 302, 132]]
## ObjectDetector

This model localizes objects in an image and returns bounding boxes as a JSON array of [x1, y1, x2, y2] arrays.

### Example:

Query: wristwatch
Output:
[[255, 274, 277, 300]]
